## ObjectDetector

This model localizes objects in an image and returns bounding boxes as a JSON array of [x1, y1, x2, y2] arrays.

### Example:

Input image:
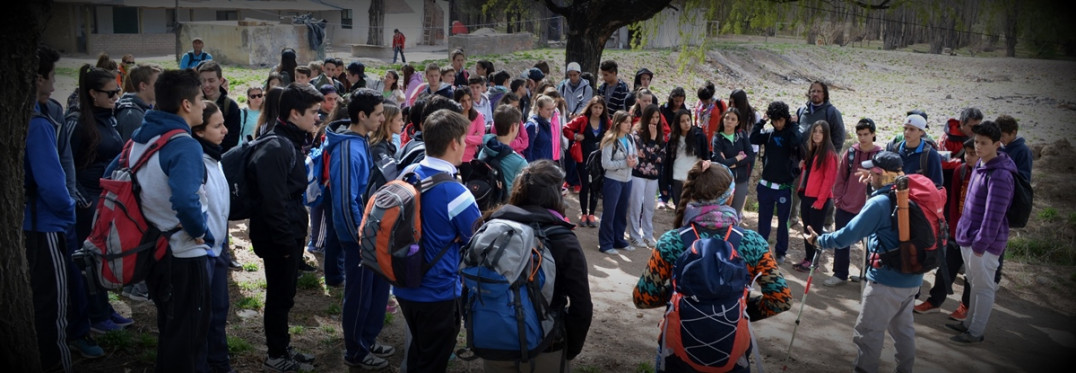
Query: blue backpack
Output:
[[658, 224, 753, 373], [458, 219, 568, 363]]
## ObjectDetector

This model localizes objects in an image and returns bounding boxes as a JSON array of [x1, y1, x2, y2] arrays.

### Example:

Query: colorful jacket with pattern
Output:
[[633, 203, 792, 321]]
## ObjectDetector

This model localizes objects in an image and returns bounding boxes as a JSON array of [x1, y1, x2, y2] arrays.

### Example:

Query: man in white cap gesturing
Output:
[[890, 113, 944, 186], [557, 62, 593, 118]]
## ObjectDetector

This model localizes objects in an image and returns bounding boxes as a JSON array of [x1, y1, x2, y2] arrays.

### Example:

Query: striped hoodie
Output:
[[955, 152, 1017, 256]]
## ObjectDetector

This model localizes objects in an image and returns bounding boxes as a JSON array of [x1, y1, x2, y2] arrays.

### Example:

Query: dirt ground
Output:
[[65, 39, 1076, 372]]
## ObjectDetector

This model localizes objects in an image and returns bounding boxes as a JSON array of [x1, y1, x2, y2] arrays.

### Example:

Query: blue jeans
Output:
[[755, 184, 792, 258], [198, 254, 232, 372], [341, 241, 391, 360], [322, 188, 344, 286], [599, 178, 632, 251], [393, 46, 406, 63]]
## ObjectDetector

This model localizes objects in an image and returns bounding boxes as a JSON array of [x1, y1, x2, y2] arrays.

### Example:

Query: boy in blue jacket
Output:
[[394, 109, 482, 372], [26, 43, 77, 373], [996, 114, 1032, 182], [326, 89, 394, 369], [803, 151, 922, 373]]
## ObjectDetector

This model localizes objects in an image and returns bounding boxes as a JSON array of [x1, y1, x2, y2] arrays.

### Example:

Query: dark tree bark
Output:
[[1, 1, 51, 371], [368, 0, 385, 45], [1004, 1, 1018, 57], [542, 0, 674, 80]]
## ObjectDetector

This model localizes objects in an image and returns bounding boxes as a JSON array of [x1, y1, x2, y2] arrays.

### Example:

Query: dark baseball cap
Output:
[[347, 62, 365, 75], [522, 67, 544, 82], [862, 151, 903, 173]]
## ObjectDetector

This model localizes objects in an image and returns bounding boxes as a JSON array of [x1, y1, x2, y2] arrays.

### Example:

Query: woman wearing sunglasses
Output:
[[66, 64, 135, 335], [240, 86, 264, 144]]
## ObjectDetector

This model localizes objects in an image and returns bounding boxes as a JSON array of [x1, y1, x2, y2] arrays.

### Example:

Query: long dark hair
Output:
[[193, 102, 221, 134], [253, 86, 285, 138], [385, 70, 400, 91], [638, 104, 664, 145], [277, 48, 297, 82], [805, 120, 835, 170], [454, 88, 478, 121], [401, 64, 416, 91], [508, 159, 567, 216], [76, 64, 117, 169], [729, 89, 755, 131], [674, 160, 733, 227], [580, 96, 608, 124], [668, 109, 699, 157]]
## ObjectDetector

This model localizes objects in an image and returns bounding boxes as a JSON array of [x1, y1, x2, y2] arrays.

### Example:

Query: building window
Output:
[[113, 6, 139, 34], [166, 9, 176, 32], [342, 9, 353, 29], [216, 10, 238, 21]]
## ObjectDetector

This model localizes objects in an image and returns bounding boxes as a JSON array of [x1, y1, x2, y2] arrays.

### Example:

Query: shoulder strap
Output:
[[920, 143, 931, 174], [130, 129, 190, 172], [418, 172, 457, 192], [845, 147, 856, 177]]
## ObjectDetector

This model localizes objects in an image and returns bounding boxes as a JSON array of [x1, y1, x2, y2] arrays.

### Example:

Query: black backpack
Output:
[[221, 134, 289, 220], [988, 169, 1033, 228], [585, 141, 623, 192], [459, 152, 510, 211]]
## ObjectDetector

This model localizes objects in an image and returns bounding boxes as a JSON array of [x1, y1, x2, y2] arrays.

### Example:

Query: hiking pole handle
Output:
[[896, 176, 910, 242]]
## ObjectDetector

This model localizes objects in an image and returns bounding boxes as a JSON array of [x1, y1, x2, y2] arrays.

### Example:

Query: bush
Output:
[[1039, 207, 1059, 222], [227, 336, 253, 355], [236, 295, 264, 310]]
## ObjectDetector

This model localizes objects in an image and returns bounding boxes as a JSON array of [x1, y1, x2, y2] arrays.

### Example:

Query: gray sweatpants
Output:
[[960, 245, 1001, 337], [853, 281, 918, 373]]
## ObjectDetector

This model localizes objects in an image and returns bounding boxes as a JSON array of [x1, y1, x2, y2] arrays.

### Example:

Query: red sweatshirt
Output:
[[799, 152, 837, 209], [832, 143, 882, 214]]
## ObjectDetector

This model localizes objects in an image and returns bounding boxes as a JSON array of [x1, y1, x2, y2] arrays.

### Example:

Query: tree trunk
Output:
[[1004, 2, 1018, 57], [367, 0, 385, 45], [543, 0, 672, 86], [1, 1, 51, 371]]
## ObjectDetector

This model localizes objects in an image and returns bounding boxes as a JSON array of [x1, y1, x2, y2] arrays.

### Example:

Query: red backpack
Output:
[[872, 174, 947, 274], [81, 129, 187, 290]]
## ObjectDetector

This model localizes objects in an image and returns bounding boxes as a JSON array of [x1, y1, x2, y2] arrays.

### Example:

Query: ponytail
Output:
[[75, 64, 116, 169], [673, 160, 734, 227]]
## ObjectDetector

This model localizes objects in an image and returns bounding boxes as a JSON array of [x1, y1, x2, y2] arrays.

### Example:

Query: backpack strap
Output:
[[845, 147, 856, 178], [129, 129, 190, 172], [920, 142, 932, 175]]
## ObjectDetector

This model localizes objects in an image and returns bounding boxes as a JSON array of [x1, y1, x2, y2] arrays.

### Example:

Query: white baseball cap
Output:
[[904, 114, 927, 131], [566, 62, 581, 73]]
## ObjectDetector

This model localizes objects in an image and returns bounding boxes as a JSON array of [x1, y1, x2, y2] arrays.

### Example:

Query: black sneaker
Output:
[[263, 355, 312, 372], [297, 260, 317, 272], [945, 321, 969, 333], [950, 332, 984, 344], [344, 353, 388, 370], [369, 342, 395, 358], [286, 346, 316, 364]]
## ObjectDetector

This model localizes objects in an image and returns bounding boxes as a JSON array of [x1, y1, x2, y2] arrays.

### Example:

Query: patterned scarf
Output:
[[681, 202, 740, 230]]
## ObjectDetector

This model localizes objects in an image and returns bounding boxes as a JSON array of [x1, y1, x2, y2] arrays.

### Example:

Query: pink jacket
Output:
[[463, 112, 485, 162], [799, 152, 837, 210]]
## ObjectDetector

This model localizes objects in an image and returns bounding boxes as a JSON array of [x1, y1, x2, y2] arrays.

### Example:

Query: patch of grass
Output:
[[138, 349, 156, 364], [1007, 237, 1076, 265], [319, 325, 336, 335], [108, 292, 121, 302], [1068, 212, 1076, 226], [97, 329, 135, 351], [289, 325, 305, 335], [384, 312, 394, 325], [297, 272, 323, 291], [236, 295, 264, 310], [242, 262, 259, 272], [1039, 207, 1059, 222], [636, 361, 655, 373], [138, 331, 157, 348], [746, 200, 759, 212], [326, 302, 342, 315], [227, 335, 253, 355], [238, 279, 267, 292]]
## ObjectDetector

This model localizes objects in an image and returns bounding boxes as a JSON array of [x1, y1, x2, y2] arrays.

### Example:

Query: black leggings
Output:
[[577, 165, 599, 215]]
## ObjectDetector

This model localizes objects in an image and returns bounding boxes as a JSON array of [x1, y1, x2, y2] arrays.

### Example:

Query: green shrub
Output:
[[1039, 207, 1059, 222], [227, 336, 253, 355], [297, 272, 322, 290], [242, 262, 259, 272], [326, 303, 342, 315], [236, 295, 263, 310]]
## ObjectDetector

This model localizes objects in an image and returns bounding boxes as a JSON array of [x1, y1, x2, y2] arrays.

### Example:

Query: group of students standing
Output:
[[23, 38, 1034, 372]]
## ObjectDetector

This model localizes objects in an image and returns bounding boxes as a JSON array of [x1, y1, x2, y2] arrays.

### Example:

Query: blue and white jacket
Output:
[[326, 128, 372, 244], [392, 157, 482, 303], [108, 110, 210, 258]]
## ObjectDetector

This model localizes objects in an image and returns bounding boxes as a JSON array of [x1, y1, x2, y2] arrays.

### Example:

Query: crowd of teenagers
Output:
[[24, 38, 1032, 373]]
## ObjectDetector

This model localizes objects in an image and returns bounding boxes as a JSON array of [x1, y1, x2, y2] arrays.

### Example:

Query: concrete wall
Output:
[[143, 9, 170, 34], [88, 33, 175, 56], [448, 32, 533, 57], [95, 5, 115, 34], [43, 4, 82, 54], [180, 21, 318, 67], [323, 0, 431, 47]]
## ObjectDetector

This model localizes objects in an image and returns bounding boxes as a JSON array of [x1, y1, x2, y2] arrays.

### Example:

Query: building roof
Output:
[[55, 0, 344, 11]]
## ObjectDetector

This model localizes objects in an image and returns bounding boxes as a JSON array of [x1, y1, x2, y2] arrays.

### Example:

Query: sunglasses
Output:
[[95, 88, 122, 98], [249, 94, 264, 99]]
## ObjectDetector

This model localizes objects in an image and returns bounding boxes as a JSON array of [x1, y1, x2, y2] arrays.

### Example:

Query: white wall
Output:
[[326, 0, 436, 47], [191, 9, 216, 21], [143, 8, 169, 34], [95, 5, 114, 34]]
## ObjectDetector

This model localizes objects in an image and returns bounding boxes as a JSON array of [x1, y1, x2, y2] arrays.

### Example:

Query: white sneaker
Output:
[[644, 237, 658, 247], [822, 276, 846, 287], [601, 248, 620, 255], [627, 239, 644, 251]]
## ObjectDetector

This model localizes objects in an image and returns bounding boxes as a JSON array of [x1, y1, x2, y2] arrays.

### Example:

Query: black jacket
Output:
[[213, 87, 242, 152], [711, 130, 755, 183], [248, 121, 310, 254], [487, 205, 593, 360], [662, 126, 710, 186], [750, 121, 803, 185]]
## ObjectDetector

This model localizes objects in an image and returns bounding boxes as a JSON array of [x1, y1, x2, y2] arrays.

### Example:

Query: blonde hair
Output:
[[371, 105, 402, 146], [600, 110, 633, 149], [531, 95, 554, 117]]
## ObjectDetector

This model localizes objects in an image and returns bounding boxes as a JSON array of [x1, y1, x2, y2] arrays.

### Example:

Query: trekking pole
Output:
[[783, 249, 822, 370], [858, 238, 868, 294]]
